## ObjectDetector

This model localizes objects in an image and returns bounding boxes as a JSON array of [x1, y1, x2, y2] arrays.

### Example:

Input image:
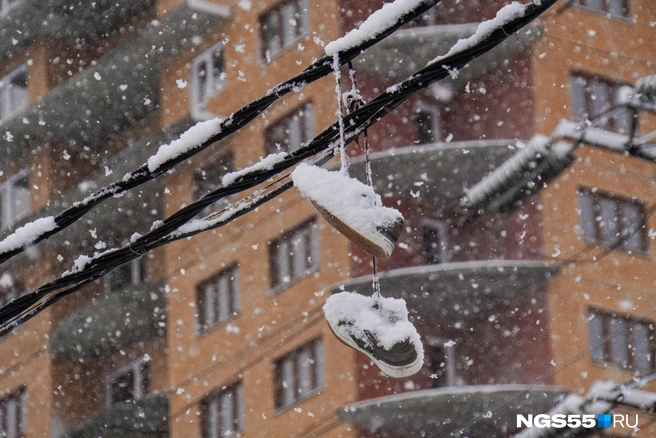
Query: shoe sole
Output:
[[311, 200, 397, 259], [326, 316, 423, 379]]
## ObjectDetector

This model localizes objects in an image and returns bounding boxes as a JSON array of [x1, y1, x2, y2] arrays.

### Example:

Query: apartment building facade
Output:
[[0, 0, 655, 437]]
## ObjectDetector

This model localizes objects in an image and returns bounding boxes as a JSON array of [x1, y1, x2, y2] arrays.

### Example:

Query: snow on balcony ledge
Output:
[[348, 139, 519, 207], [338, 384, 569, 438], [331, 259, 559, 322]]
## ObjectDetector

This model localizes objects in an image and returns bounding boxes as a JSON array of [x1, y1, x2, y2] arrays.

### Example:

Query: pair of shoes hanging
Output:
[[291, 164, 423, 379]]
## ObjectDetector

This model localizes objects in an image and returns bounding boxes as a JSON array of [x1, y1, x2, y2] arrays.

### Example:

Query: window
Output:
[[104, 257, 146, 293], [0, 388, 25, 438], [106, 356, 149, 406], [269, 219, 319, 291], [427, 338, 456, 388], [191, 42, 226, 111], [422, 220, 448, 264], [570, 73, 633, 134], [197, 264, 240, 333], [0, 170, 30, 230], [193, 150, 234, 217], [0, 65, 27, 121], [578, 189, 646, 253], [588, 309, 654, 371], [265, 102, 314, 154], [259, 0, 309, 62], [571, 0, 630, 18], [274, 338, 324, 409], [414, 101, 441, 144], [201, 382, 244, 438]]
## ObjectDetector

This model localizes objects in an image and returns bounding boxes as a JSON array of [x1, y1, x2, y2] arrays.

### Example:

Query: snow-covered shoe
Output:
[[291, 163, 404, 259], [323, 292, 423, 378]]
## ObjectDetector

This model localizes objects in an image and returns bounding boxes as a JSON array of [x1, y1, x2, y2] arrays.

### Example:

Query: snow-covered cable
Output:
[[0, 0, 442, 266], [0, 0, 558, 336], [333, 54, 349, 175]]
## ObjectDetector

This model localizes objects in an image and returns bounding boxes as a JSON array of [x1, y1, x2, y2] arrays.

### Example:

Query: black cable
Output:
[[0, 0, 558, 336], [0, 0, 442, 266]]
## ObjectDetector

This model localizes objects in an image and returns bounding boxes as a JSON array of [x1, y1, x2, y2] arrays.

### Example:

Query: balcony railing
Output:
[[0, 0, 155, 65], [352, 21, 542, 85], [349, 139, 519, 209], [338, 385, 568, 438], [332, 260, 559, 322], [51, 281, 166, 361], [1, 3, 228, 167], [64, 393, 169, 438]]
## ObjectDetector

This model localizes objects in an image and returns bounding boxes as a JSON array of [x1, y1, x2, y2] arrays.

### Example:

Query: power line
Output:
[[0, 0, 558, 337], [0, 0, 442, 266]]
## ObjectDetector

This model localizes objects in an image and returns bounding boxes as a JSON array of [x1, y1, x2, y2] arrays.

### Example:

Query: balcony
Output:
[[332, 260, 559, 322], [64, 393, 169, 438], [0, 0, 155, 64], [349, 140, 518, 209], [338, 385, 568, 438], [51, 281, 166, 361], [1, 2, 229, 167], [352, 22, 542, 86]]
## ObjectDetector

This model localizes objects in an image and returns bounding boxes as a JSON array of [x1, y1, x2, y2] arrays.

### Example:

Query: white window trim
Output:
[[269, 220, 320, 295], [414, 100, 441, 144], [197, 265, 240, 335], [259, 0, 310, 65], [571, 0, 633, 21], [191, 42, 227, 121], [422, 218, 449, 264], [203, 382, 245, 438], [0, 388, 26, 438], [0, 64, 28, 122], [427, 337, 458, 387], [273, 338, 325, 413], [186, 0, 231, 18], [103, 257, 145, 292], [105, 355, 148, 407], [0, 169, 30, 230]]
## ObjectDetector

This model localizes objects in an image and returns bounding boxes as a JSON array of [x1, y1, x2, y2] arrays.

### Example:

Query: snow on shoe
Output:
[[291, 162, 404, 259], [323, 291, 423, 378]]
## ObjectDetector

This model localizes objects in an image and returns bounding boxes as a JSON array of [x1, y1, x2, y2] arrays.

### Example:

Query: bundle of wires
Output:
[[0, 0, 557, 337]]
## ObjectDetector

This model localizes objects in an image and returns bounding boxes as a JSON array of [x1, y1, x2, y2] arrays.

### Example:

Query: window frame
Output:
[[577, 188, 648, 255], [0, 169, 30, 230], [105, 356, 149, 407], [273, 337, 324, 411], [426, 337, 457, 388], [259, 0, 310, 63], [268, 218, 320, 293], [0, 387, 25, 438], [421, 219, 449, 265], [588, 308, 655, 372], [103, 257, 147, 293], [0, 64, 28, 121], [196, 263, 240, 335], [200, 381, 245, 438], [570, 72, 634, 134], [571, 0, 632, 19], [191, 41, 227, 117], [264, 102, 314, 155], [413, 100, 442, 145]]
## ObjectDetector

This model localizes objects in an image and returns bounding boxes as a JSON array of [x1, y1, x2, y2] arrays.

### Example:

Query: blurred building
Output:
[[0, 0, 655, 437]]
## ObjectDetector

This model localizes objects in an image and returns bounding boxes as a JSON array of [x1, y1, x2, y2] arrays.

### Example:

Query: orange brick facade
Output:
[[0, 0, 655, 437]]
